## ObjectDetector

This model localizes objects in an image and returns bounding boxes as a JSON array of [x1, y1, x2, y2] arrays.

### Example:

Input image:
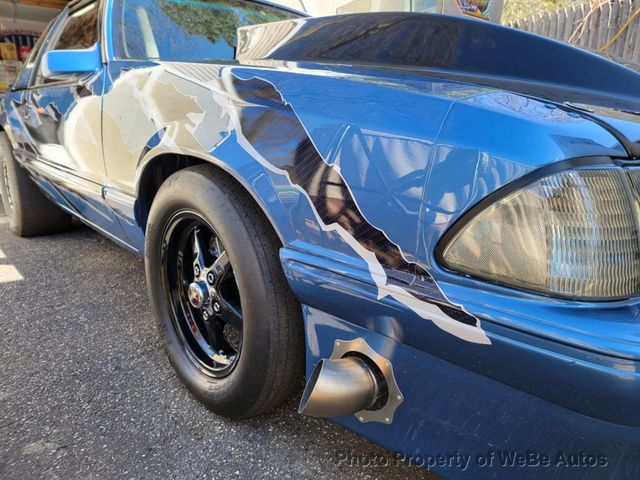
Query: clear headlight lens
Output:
[[441, 168, 640, 299]]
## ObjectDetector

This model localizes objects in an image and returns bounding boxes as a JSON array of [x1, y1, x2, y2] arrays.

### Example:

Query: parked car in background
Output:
[[1, 0, 639, 478]]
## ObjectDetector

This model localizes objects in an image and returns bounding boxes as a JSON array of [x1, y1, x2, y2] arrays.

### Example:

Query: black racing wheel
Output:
[[145, 165, 304, 418]]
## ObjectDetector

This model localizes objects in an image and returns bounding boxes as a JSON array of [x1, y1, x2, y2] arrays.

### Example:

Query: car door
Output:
[[13, 1, 132, 245], [4, 19, 56, 160]]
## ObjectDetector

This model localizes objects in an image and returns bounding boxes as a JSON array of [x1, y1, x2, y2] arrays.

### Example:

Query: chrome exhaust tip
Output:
[[298, 338, 404, 424], [298, 356, 383, 418]]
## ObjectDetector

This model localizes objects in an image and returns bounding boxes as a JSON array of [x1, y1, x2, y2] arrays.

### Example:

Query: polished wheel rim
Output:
[[161, 211, 243, 378], [1, 159, 14, 214]]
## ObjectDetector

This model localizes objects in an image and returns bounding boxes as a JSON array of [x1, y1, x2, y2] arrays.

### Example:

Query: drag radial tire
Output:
[[0, 132, 71, 236], [145, 165, 305, 418]]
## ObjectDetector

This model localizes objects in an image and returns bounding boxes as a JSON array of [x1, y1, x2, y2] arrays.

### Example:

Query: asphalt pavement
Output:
[[0, 217, 435, 480]]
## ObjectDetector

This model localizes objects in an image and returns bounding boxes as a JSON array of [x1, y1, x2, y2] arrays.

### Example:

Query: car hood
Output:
[[237, 12, 640, 159]]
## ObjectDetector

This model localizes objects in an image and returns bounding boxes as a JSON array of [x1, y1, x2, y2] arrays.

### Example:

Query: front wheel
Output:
[[145, 166, 304, 418]]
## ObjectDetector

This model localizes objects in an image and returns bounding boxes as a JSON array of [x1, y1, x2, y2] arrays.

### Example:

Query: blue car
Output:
[[1, 0, 639, 478]]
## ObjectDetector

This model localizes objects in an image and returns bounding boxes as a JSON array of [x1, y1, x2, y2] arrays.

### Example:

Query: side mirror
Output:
[[42, 43, 102, 80]]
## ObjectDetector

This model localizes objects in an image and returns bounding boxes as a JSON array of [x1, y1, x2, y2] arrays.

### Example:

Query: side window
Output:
[[32, 2, 99, 85], [12, 21, 53, 89], [112, 0, 299, 62], [51, 2, 99, 51]]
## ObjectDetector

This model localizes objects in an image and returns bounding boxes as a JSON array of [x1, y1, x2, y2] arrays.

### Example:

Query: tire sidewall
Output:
[[0, 133, 17, 226]]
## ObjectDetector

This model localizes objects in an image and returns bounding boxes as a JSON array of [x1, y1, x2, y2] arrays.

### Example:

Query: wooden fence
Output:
[[508, 0, 640, 68]]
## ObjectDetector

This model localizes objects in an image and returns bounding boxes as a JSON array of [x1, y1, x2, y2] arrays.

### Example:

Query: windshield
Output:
[[113, 0, 300, 61]]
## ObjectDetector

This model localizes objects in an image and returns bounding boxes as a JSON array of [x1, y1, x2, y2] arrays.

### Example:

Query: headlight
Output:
[[440, 168, 640, 300]]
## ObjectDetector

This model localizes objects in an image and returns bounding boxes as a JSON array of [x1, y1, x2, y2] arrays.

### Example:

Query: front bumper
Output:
[[283, 249, 640, 478], [302, 305, 640, 479]]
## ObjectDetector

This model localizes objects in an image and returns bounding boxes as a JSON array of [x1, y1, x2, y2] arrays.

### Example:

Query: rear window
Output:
[[112, 0, 299, 61]]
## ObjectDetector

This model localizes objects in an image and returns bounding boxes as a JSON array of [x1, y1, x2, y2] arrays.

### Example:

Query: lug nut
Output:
[[213, 302, 221, 313], [207, 272, 215, 284], [194, 265, 201, 277], [202, 311, 209, 320]]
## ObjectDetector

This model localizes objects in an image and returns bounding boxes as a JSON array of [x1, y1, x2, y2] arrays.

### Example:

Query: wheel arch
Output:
[[135, 151, 291, 247]]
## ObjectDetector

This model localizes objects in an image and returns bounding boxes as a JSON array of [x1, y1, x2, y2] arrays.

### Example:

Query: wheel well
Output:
[[137, 153, 206, 228], [136, 154, 284, 245]]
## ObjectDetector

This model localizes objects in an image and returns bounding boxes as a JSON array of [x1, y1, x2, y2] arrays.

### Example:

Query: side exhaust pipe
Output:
[[298, 356, 383, 418], [298, 338, 404, 424]]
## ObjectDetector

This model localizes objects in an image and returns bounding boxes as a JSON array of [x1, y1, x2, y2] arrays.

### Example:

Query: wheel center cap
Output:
[[187, 281, 208, 309]]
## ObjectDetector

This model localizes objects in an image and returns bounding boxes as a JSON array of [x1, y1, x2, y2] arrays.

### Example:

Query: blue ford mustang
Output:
[[1, 0, 639, 477]]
